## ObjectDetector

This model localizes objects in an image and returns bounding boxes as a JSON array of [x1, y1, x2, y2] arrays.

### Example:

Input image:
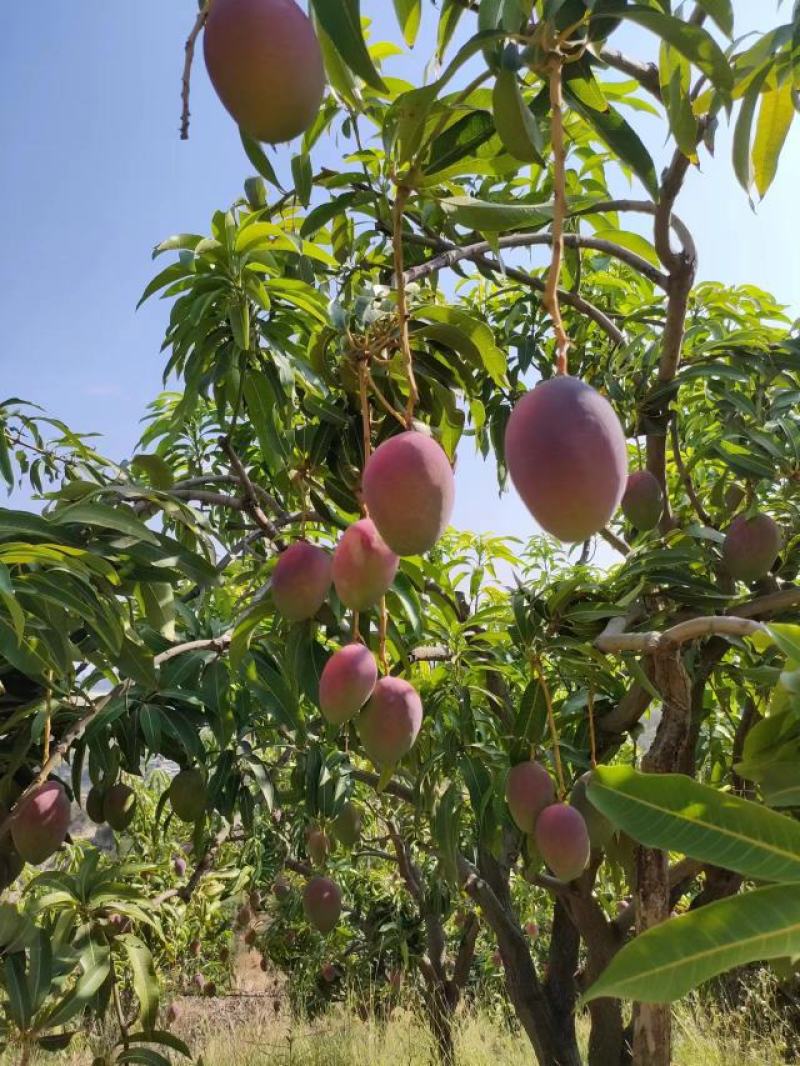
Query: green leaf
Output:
[[659, 42, 698, 160], [436, 0, 464, 59], [239, 131, 282, 188], [139, 583, 176, 641], [29, 930, 53, 1015], [439, 195, 553, 233], [40, 945, 110, 1030], [731, 65, 769, 193], [587, 766, 800, 883], [242, 370, 284, 473], [693, 0, 733, 38], [601, 5, 733, 93], [393, 0, 422, 46], [583, 884, 800, 1004], [565, 89, 659, 198], [4, 954, 31, 1028], [752, 80, 794, 198], [124, 1032, 192, 1058], [291, 153, 313, 207], [130, 454, 174, 490], [414, 305, 508, 386], [51, 502, 159, 546], [230, 602, 274, 672], [310, 0, 387, 91], [426, 110, 496, 175], [493, 70, 544, 164], [120, 935, 159, 1032]]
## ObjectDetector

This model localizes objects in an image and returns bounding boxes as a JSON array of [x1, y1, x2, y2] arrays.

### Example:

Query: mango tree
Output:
[[2, 2, 800, 1066]]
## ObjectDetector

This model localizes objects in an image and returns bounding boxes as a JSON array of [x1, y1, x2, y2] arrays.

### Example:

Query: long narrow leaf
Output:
[[584, 883, 800, 1004]]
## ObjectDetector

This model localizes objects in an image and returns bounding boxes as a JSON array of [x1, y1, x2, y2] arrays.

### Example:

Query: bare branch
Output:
[[599, 527, 630, 557], [669, 417, 713, 526], [397, 229, 624, 345], [596, 47, 662, 100], [404, 232, 668, 290], [596, 615, 765, 655], [181, 0, 214, 140], [220, 436, 284, 543]]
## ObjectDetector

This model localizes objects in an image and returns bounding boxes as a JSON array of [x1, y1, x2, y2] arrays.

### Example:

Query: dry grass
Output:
[[192, 1001, 789, 1066], [5, 997, 791, 1065]]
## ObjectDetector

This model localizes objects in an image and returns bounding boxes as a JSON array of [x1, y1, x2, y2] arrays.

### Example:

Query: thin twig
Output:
[[669, 416, 713, 526], [392, 186, 419, 425], [531, 653, 566, 797], [543, 60, 570, 376], [181, 0, 214, 140]]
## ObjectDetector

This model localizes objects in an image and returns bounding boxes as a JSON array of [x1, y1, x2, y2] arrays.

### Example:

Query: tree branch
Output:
[[596, 47, 662, 101], [404, 232, 668, 290], [595, 615, 765, 654], [397, 229, 625, 345], [181, 0, 213, 140], [669, 416, 712, 526]]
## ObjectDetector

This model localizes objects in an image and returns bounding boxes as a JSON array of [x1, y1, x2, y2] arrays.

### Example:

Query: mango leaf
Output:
[[413, 306, 507, 385], [493, 70, 544, 164], [120, 935, 159, 1032], [439, 195, 553, 232], [130, 454, 174, 490], [239, 131, 282, 189], [587, 766, 800, 883], [694, 0, 734, 38], [659, 42, 698, 160], [752, 80, 795, 198], [599, 5, 733, 93], [427, 110, 496, 175], [565, 89, 659, 197], [39, 944, 110, 1030], [392, 0, 422, 46], [310, 0, 387, 91], [583, 884, 800, 1004], [51, 502, 159, 546], [732, 65, 770, 193], [4, 954, 31, 1028]]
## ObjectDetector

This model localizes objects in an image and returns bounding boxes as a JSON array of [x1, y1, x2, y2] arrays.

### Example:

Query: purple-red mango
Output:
[[621, 470, 663, 531], [505, 761, 555, 834], [505, 376, 628, 542], [203, 0, 325, 144], [303, 876, 342, 933], [357, 676, 423, 767], [362, 432, 455, 556], [534, 803, 590, 882], [319, 644, 378, 725], [11, 781, 71, 866], [272, 541, 332, 621], [332, 519, 398, 611], [722, 513, 781, 583]]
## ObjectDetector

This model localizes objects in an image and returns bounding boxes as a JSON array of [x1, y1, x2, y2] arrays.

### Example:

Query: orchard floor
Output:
[[179, 1002, 791, 1066], [18, 997, 790, 1066]]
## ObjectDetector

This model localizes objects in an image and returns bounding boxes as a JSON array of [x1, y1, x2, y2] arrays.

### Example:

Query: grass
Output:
[[4, 995, 791, 1065], [192, 1001, 789, 1066]]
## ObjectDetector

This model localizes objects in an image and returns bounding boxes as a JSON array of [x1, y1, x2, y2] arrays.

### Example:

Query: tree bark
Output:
[[461, 844, 583, 1066], [630, 649, 693, 1065]]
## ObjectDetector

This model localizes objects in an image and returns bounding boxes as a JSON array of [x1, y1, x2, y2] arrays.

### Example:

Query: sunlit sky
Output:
[[0, 2, 797, 544]]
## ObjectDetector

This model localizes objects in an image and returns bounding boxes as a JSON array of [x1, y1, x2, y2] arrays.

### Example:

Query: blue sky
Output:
[[0, 2, 796, 542]]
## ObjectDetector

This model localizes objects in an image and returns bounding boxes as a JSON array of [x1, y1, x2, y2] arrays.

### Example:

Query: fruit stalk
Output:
[[392, 186, 419, 425], [181, 0, 215, 140], [530, 652, 566, 798], [543, 58, 570, 376]]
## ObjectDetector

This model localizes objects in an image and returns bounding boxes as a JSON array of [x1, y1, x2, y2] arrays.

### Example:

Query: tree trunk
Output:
[[631, 845, 671, 1065], [566, 867, 631, 1066], [545, 899, 579, 1052], [629, 649, 693, 1066], [421, 978, 456, 1066], [465, 844, 583, 1066]]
